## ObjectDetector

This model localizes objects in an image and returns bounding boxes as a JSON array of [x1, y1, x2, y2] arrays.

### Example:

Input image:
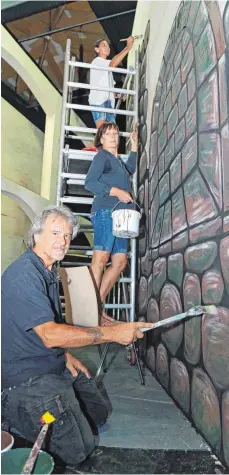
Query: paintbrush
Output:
[[140, 305, 217, 332], [120, 34, 143, 42], [21, 411, 56, 474]]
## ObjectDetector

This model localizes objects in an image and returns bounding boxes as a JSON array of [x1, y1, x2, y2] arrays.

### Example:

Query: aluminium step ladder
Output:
[[56, 39, 145, 384]]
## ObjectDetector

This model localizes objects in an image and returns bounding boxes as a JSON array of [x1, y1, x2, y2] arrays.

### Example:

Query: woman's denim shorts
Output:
[[91, 100, 116, 124], [90, 208, 128, 255]]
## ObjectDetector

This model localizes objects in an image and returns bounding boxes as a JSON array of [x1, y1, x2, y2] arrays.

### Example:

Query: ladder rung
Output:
[[67, 249, 93, 256], [68, 60, 136, 76], [119, 277, 132, 283], [60, 196, 93, 204], [62, 173, 86, 180], [64, 126, 131, 138], [67, 81, 136, 96], [67, 135, 94, 141], [66, 104, 136, 117], [104, 304, 132, 309], [67, 179, 85, 185], [64, 149, 129, 160]]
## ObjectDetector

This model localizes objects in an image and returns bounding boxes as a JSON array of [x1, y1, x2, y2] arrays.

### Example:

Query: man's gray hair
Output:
[[27, 205, 79, 248]]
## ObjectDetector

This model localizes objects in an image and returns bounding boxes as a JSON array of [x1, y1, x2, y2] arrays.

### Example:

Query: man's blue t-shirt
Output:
[[1, 248, 66, 388]]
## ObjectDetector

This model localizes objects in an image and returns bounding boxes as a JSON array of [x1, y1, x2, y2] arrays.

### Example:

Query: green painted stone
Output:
[[181, 43, 194, 83], [156, 343, 169, 389], [187, 68, 196, 102], [170, 358, 190, 415], [158, 126, 167, 155], [185, 98, 197, 137], [195, 23, 216, 86], [175, 118, 185, 153], [170, 153, 181, 193], [172, 187, 187, 235], [152, 206, 164, 248], [153, 257, 166, 295], [198, 70, 219, 131], [159, 172, 170, 205], [178, 84, 188, 119], [182, 133, 197, 179], [160, 200, 172, 244], [168, 253, 183, 288], [184, 241, 218, 273], [172, 69, 181, 104], [191, 368, 221, 452], [164, 91, 172, 122], [168, 105, 178, 138], [165, 135, 175, 170], [199, 131, 222, 208], [193, 1, 208, 44]]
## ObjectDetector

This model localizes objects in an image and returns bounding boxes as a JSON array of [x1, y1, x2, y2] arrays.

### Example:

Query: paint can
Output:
[[112, 201, 141, 238], [1, 448, 54, 474]]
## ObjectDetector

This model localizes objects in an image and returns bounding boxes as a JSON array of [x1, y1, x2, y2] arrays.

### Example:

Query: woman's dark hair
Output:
[[94, 122, 119, 148]]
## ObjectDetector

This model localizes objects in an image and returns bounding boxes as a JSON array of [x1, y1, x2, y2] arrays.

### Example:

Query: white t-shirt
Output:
[[89, 57, 115, 107]]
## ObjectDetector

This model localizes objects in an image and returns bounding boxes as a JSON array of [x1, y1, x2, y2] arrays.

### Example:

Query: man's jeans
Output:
[[4, 369, 109, 466]]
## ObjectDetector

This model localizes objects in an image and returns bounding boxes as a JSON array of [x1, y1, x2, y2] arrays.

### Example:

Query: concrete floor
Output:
[[71, 344, 209, 452]]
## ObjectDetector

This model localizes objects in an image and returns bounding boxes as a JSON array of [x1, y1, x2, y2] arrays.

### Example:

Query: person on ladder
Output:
[[89, 36, 134, 129], [85, 122, 137, 325]]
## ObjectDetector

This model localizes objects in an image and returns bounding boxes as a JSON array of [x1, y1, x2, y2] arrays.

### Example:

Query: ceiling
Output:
[[1, 0, 136, 127]]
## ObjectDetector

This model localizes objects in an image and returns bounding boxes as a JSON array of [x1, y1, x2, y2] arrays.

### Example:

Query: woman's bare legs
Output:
[[90, 251, 128, 323]]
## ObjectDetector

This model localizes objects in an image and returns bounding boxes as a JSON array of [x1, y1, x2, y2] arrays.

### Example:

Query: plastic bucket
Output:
[[1, 431, 14, 454], [1, 448, 54, 474], [112, 201, 141, 238]]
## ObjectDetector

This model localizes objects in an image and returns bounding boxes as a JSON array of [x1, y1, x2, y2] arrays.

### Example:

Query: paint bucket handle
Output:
[[111, 200, 141, 214]]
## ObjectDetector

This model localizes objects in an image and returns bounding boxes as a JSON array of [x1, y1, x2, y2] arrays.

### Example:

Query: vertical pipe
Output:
[[66, 55, 75, 131], [129, 49, 139, 322], [56, 39, 71, 205], [117, 281, 121, 321]]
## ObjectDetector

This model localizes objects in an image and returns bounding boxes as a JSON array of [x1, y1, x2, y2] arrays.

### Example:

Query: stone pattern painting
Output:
[[137, 2, 229, 468]]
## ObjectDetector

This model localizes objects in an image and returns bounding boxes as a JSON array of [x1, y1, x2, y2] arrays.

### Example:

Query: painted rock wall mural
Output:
[[137, 1, 229, 468]]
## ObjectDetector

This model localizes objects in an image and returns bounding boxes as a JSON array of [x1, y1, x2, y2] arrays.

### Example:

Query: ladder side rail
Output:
[[69, 60, 136, 76], [56, 39, 71, 205], [129, 49, 140, 323], [65, 55, 76, 136]]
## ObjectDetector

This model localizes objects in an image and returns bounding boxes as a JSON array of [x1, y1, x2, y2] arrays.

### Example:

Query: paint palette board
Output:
[[140, 305, 217, 332]]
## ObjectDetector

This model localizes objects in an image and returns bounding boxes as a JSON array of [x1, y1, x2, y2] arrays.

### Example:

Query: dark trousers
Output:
[[4, 368, 109, 466]]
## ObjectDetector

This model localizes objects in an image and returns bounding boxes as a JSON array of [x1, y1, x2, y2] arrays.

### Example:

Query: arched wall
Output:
[[131, 0, 229, 468]]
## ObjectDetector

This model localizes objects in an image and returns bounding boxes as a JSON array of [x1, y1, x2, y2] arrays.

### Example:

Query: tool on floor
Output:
[[21, 411, 56, 474], [120, 34, 143, 42], [140, 305, 217, 332]]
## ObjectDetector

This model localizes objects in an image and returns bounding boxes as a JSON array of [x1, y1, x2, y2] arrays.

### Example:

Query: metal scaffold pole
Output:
[[57, 39, 144, 384]]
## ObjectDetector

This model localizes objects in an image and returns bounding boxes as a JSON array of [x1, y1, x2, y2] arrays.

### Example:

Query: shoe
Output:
[[82, 147, 98, 152]]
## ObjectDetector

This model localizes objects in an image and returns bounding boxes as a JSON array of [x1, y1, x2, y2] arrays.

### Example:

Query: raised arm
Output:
[[124, 128, 138, 174], [109, 37, 134, 68]]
